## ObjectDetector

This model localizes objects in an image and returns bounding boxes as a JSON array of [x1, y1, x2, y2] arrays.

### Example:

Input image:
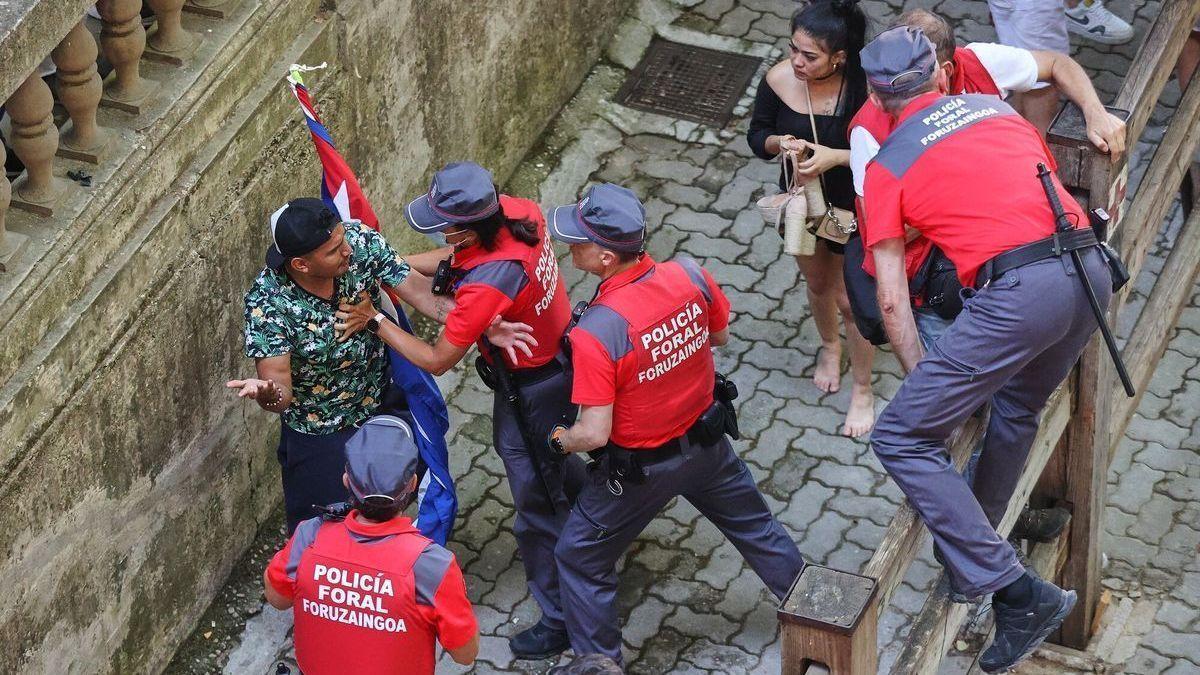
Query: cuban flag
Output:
[[287, 66, 457, 545]]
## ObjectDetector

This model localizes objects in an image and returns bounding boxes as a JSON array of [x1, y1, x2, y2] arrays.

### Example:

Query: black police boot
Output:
[[980, 574, 1077, 673], [1010, 506, 1070, 543], [509, 618, 570, 660]]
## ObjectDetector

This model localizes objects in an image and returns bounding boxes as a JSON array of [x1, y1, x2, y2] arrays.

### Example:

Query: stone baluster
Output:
[[98, 0, 153, 113], [52, 21, 111, 163], [0, 143, 31, 271], [5, 73, 66, 217], [145, 0, 199, 66], [182, 0, 239, 19]]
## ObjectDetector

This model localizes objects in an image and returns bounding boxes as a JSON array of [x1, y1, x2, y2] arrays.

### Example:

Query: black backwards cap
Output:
[[265, 198, 339, 269], [344, 416, 421, 506], [861, 26, 939, 96]]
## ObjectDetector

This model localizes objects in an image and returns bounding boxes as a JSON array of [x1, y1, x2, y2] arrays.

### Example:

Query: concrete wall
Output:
[[0, 1, 629, 672]]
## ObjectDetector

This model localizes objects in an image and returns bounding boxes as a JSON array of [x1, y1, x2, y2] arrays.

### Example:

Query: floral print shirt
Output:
[[243, 221, 410, 434]]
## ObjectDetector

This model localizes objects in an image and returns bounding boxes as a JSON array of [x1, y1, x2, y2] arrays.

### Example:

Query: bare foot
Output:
[[842, 383, 875, 438], [814, 343, 842, 393]]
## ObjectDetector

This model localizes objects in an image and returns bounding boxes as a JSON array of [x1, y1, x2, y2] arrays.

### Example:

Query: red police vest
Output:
[[451, 195, 571, 369], [864, 93, 1085, 287], [849, 46, 1004, 146], [292, 521, 439, 675], [950, 47, 1002, 98], [849, 46, 1005, 281], [592, 258, 716, 448]]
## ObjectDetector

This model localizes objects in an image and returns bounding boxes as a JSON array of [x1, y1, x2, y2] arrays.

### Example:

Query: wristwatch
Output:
[[366, 312, 386, 334], [548, 425, 568, 455]]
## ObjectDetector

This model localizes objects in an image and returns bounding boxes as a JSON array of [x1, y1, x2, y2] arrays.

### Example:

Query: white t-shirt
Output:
[[850, 42, 1040, 196]]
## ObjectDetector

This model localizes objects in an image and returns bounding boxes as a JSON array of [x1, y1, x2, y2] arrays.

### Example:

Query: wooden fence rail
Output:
[[779, 0, 1200, 670]]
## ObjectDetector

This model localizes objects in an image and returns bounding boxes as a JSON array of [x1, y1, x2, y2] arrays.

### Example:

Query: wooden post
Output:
[[779, 565, 878, 675], [1043, 104, 1124, 648], [1046, 103, 1129, 228], [1059, 342, 1113, 648], [1045, 1, 1200, 647]]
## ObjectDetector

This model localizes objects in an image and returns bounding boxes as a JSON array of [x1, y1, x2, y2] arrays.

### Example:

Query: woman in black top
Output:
[[747, 0, 876, 438]]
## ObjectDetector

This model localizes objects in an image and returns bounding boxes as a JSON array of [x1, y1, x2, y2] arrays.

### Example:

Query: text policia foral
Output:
[[637, 301, 710, 383], [918, 97, 999, 146], [532, 240, 559, 316], [301, 563, 408, 633]]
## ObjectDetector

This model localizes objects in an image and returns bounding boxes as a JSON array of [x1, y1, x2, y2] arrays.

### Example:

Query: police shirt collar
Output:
[[894, 91, 947, 126], [598, 253, 656, 297], [342, 512, 421, 537]]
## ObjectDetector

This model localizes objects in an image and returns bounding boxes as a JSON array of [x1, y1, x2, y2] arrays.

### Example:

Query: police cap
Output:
[[861, 26, 938, 96], [549, 183, 646, 253], [343, 415, 421, 504]]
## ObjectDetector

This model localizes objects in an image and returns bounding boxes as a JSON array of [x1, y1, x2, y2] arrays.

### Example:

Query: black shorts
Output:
[[277, 423, 355, 533], [276, 385, 412, 533], [822, 238, 845, 256]]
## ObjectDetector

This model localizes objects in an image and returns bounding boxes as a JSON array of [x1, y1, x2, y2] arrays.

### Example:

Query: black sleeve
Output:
[[747, 74, 782, 160]]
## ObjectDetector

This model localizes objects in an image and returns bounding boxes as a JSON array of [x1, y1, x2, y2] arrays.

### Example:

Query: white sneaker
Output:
[[1065, 0, 1135, 45]]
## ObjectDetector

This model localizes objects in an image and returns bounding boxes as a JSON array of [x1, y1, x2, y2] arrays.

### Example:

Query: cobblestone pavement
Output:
[[195, 0, 1199, 673]]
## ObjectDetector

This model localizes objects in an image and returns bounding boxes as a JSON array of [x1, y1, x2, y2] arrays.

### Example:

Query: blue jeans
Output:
[[915, 306, 954, 348]]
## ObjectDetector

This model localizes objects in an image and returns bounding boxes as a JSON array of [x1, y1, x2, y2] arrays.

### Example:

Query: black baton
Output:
[[484, 340, 561, 513], [1036, 163, 1135, 397]]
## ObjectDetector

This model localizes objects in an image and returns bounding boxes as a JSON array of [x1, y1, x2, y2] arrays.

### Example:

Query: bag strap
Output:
[[779, 143, 800, 195], [802, 79, 844, 207]]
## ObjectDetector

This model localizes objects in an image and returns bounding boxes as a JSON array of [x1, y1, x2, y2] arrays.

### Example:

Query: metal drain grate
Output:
[[615, 38, 763, 127]]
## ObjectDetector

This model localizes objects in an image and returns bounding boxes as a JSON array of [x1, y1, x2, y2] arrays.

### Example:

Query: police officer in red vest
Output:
[[850, 8, 1124, 551], [544, 183, 804, 663], [263, 415, 478, 674], [346, 162, 583, 659], [849, 9, 1125, 347], [860, 27, 1114, 672]]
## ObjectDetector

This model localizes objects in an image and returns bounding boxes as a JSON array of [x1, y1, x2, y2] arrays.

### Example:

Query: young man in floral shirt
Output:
[[228, 198, 412, 532]]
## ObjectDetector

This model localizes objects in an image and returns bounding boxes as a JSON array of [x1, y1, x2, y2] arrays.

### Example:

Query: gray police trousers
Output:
[[871, 249, 1111, 598], [555, 434, 804, 661], [492, 367, 585, 632]]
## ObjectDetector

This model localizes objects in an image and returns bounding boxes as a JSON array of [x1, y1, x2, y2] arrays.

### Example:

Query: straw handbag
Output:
[[755, 148, 817, 257]]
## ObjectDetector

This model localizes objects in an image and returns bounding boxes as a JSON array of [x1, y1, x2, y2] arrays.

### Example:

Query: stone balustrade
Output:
[[0, 0, 214, 269]]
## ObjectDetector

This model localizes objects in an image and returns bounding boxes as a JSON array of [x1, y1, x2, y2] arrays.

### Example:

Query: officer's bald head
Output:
[[894, 10, 955, 65]]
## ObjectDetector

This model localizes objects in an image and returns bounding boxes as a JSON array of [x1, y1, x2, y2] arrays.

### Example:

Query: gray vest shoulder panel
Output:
[[412, 543, 454, 606], [874, 94, 1018, 179], [577, 304, 634, 360]]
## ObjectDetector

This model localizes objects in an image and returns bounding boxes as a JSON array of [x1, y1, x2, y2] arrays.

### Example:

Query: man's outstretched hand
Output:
[[484, 316, 538, 366], [226, 377, 283, 409]]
